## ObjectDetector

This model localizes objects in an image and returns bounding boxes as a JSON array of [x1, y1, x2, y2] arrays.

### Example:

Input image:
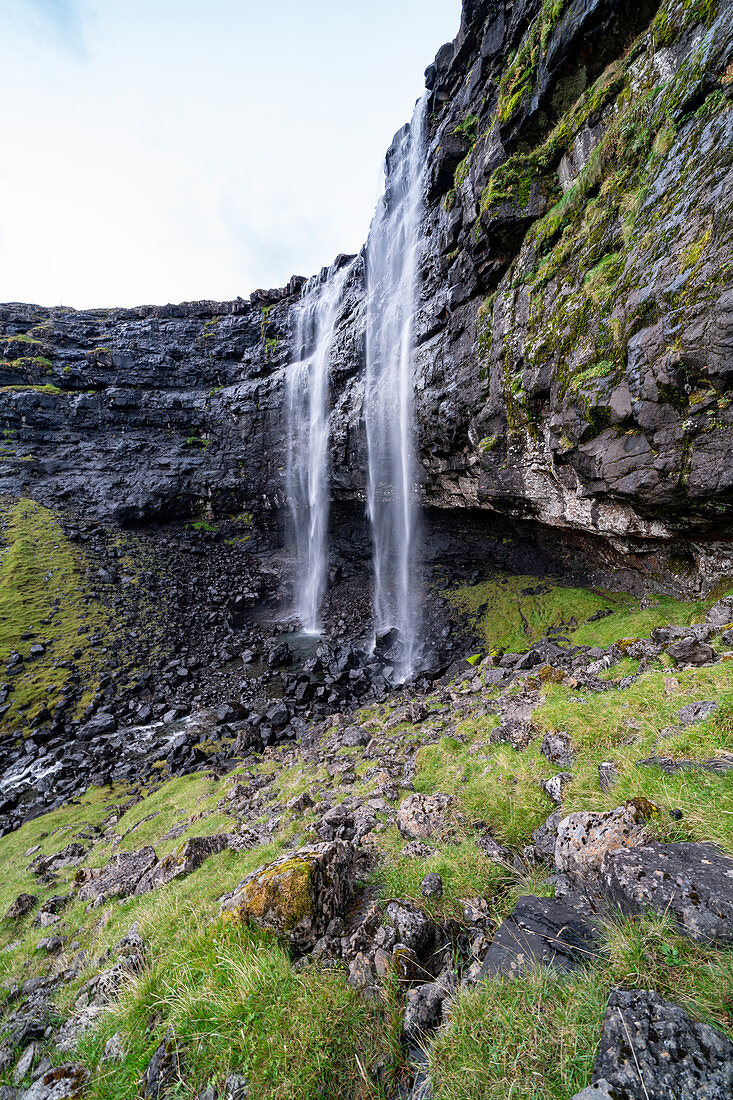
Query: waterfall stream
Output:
[[364, 95, 428, 679], [285, 261, 352, 634]]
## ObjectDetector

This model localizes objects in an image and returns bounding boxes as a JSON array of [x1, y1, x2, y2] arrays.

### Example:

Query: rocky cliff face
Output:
[[2, 0, 732, 592]]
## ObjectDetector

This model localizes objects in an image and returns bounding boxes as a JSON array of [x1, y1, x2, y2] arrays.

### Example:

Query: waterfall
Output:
[[364, 95, 428, 680], [285, 260, 351, 634]]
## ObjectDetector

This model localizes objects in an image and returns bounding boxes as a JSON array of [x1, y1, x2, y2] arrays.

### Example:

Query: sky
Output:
[[0, 0, 462, 308]]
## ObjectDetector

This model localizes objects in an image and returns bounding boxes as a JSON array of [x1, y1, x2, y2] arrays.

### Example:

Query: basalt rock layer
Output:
[[2, 0, 733, 591]]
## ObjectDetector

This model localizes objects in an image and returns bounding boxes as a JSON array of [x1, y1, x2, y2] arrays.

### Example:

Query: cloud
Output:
[[7, 0, 88, 58]]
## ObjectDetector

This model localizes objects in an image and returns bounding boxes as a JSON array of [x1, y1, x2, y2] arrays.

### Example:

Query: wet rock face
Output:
[[1, 3, 733, 589]]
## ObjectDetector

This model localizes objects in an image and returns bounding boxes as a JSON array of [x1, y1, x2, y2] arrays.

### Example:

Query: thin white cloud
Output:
[[5, 0, 88, 57]]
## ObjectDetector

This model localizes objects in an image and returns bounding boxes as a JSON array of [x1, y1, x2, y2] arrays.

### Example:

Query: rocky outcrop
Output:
[[601, 841, 733, 943], [1, 1, 732, 595], [218, 841, 358, 951], [580, 988, 733, 1100]]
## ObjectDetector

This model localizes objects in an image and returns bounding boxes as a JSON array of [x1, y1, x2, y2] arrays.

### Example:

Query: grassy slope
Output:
[[0, 498, 116, 727], [444, 572, 719, 654]]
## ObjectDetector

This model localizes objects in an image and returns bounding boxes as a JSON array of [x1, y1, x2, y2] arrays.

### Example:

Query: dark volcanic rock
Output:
[[479, 895, 598, 978], [601, 842, 733, 943], [589, 988, 733, 1100]]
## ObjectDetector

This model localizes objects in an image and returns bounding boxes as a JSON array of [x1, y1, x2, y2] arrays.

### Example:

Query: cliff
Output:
[[1, 0, 732, 592]]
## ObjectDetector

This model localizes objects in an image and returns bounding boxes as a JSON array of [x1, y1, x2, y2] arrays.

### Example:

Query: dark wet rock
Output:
[[479, 896, 599, 978], [601, 842, 733, 944], [78, 712, 117, 739], [589, 988, 733, 1100]]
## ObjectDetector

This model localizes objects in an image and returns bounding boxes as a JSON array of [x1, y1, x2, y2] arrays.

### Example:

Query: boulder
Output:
[[339, 725, 370, 747], [316, 804, 356, 843], [134, 835, 232, 895], [402, 981, 450, 1042], [3, 894, 38, 921], [601, 842, 733, 943], [555, 803, 654, 881], [78, 711, 117, 739], [396, 792, 454, 840], [384, 901, 435, 957], [705, 596, 733, 627], [678, 700, 719, 726], [666, 637, 715, 666], [479, 895, 599, 979], [219, 841, 357, 951], [590, 988, 733, 1099], [20, 1064, 89, 1100], [78, 847, 157, 903], [541, 729, 575, 767], [139, 1030, 184, 1099], [531, 810, 562, 863]]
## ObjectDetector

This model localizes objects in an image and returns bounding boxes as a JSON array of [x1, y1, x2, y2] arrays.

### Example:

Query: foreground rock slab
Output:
[[602, 842, 733, 944], [479, 895, 599, 978], [583, 988, 733, 1100], [219, 841, 357, 951]]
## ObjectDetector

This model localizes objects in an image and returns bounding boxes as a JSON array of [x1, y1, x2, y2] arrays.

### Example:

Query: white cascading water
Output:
[[364, 95, 428, 680], [285, 260, 351, 634]]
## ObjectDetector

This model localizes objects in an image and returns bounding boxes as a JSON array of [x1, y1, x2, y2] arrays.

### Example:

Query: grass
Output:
[[77, 909, 401, 1100], [0, 498, 117, 727], [444, 573, 729, 653], [430, 911, 733, 1099]]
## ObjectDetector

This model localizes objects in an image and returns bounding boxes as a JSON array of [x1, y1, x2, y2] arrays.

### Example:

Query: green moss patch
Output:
[[0, 498, 119, 728]]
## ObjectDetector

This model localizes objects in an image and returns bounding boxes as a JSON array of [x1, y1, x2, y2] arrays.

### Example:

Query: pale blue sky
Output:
[[1, 0, 462, 307]]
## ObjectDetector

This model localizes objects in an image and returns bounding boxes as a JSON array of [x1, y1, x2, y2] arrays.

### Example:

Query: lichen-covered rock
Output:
[[78, 847, 157, 903], [134, 834, 232, 895], [555, 803, 655, 881], [601, 842, 733, 943], [3, 894, 38, 921], [219, 841, 357, 950], [590, 989, 733, 1099], [396, 792, 454, 840], [20, 1063, 88, 1100]]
